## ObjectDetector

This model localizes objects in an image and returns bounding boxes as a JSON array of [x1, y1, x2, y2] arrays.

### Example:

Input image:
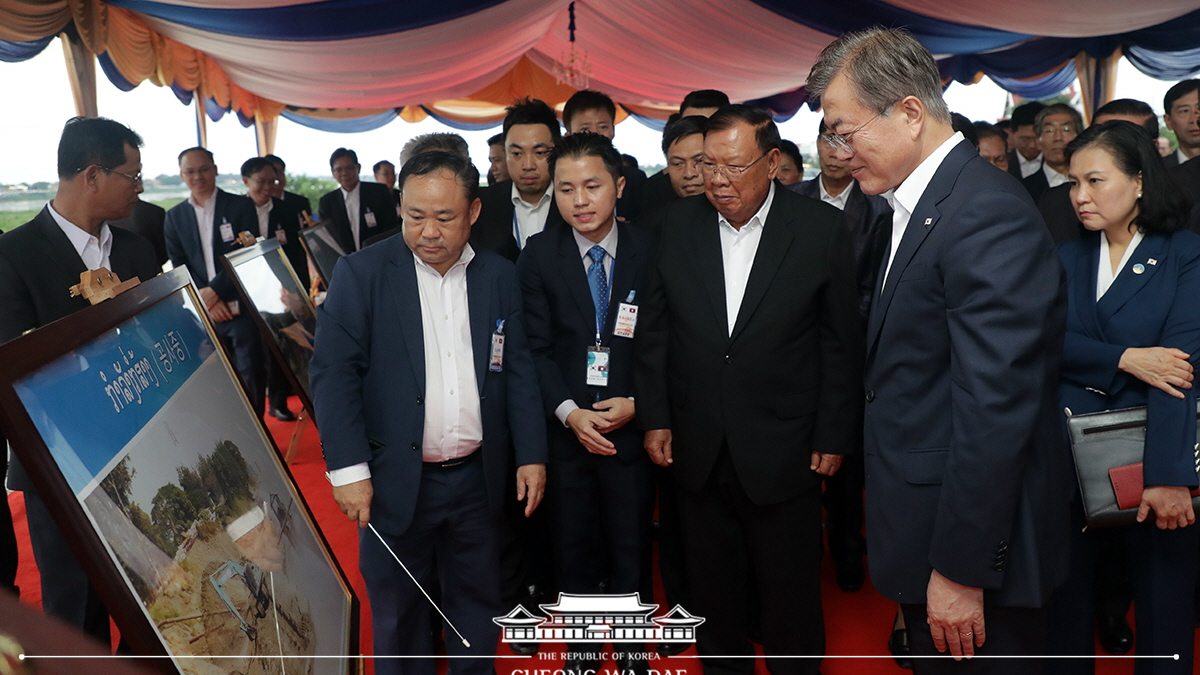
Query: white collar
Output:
[[887, 132, 964, 215], [188, 190, 216, 210], [413, 243, 476, 277], [572, 222, 619, 261], [818, 176, 853, 208], [341, 183, 361, 199], [510, 183, 552, 210], [718, 181, 776, 231], [47, 201, 111, 262]]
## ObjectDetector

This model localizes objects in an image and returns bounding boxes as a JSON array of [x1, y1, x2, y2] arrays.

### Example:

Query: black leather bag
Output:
[[1065, 403, 1200, 529]]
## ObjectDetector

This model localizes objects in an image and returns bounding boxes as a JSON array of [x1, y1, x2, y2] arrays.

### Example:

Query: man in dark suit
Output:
[[242, 156, 311, 421], [636, 105, 863, 675], [640, 115, 709, 227], [561, 89, 646, 221], [311, 152, 546, 675], [1162, 80, 1200, 168], [516, 133, 655, 674], [164, 147, 266, 418], [1021, 104, 1083, 203], [789, 118, 891, 595], [0, 116, 160, 642], [1005, 102, 1045, 181], [472, 99, 564, 263], [317, 147, 399, 253], [108, 198, 167, 267], [641, 91, 730, 218], [809, 28, 1071, 670], [265, 154, 312, 219]]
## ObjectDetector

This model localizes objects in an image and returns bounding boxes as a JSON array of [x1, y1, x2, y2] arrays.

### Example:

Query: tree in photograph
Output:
[[150, 483, 197, 550]]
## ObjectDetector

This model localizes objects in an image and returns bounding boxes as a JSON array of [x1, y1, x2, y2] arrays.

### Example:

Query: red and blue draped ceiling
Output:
[[2, 0, 1200, 130]]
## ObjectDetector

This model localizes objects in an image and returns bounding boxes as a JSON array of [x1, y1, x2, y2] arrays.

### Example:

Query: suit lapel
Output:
[[33, 207, 87, 284], [693, 209, 728, 339], [176, 198, 206, 283], [1097, 232, 1167, 325], [730, 203, 794, 343], [466, 252, 493, 395], [605, 222, 639, 340], [557, 226, 597, 336], [1071, 233, 1106, 341], [328, 190, 355, 254], [387, 246, 426, 393]]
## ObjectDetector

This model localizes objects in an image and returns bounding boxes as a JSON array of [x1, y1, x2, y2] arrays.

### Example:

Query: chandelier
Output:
[[553, 2, 592, 89]]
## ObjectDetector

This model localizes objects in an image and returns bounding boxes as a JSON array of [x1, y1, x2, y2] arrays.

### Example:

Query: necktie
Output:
[[587, 245, 609, 339]]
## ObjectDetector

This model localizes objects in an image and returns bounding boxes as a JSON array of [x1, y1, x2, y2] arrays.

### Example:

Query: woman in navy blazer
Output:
[[1052, 121, 1200, 674]]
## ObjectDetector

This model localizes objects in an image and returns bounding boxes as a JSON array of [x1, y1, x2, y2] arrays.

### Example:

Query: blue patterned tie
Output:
[[587, 245, 609, 338]]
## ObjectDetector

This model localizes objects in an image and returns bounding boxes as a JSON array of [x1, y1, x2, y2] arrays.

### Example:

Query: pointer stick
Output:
[[368, 522, 472, 648]]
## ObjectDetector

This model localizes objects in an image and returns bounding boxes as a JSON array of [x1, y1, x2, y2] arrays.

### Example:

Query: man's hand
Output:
[[1119, 347, 1193, 398], [1137, 485, 1197, 530], [592, 397, 636, 433], [566, 409, 617, 455], [198, 286, 233, 322], [332, 478, 373, 528], [810, 452, 843, 476], [516, 463, 546, 517], [926, 569, 986, 660], [645, 429, 673, 467]]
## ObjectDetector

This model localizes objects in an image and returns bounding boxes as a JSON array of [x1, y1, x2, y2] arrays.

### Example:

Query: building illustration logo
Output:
[[493, 593, 704, 644]]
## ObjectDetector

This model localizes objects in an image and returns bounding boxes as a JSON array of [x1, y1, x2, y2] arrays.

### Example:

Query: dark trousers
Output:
[[900, 603, 1047, 674], [677, 450, 824, 675], [359, 457, 500, 675], [655, 466, 689, 609], [24, 490, 111, 642], [265, 343, 293, 411], [823, 439, 865, 562], [0, 444, 17, 594], [214, 315, 265, 419], [1048, 513, 1199, 675]]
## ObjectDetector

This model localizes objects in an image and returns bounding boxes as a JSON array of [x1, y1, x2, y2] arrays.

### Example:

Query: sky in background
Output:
[[0, 41, 1178, 186]]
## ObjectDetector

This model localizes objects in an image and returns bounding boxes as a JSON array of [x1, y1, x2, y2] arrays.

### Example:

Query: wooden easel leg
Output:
[[285, 409, 309, 464]]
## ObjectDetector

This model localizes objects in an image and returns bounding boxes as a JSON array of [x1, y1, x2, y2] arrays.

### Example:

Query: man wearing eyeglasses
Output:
[[808, 28, 1069, 669], [0, 116, 160, 647], [636, 105, 863, 675], [164, 146, 265, 418]]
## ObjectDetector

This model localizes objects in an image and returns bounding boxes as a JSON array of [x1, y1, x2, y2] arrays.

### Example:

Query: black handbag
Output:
[[1065, 403, 1200, 528]]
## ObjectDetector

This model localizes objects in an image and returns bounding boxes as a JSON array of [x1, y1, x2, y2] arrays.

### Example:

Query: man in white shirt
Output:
[[316, 148, 399, 254], [1022, 104, 1083, 203], [311, 151, 546, 675], [1005, 102, 1046, 181], [808, 27, 1070, 671]]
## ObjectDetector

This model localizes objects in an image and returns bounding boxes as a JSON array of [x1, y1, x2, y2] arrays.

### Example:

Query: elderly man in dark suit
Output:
[[317, 147, 399, 253], [0, 116, 160, 643], [809, 28, 1071, 672], [164, 147, 265, 417], [637, 105, 863, 675], [311, 152, 546, 675]]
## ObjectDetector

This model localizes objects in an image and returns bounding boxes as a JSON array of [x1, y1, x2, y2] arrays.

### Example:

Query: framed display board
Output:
[[298, 221, 345, 286], [0, 268, 357, 675], [223, 238, 317, 420]]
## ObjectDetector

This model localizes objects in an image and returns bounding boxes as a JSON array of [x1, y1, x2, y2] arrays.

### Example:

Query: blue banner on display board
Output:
[[14, 295, 212, 495]]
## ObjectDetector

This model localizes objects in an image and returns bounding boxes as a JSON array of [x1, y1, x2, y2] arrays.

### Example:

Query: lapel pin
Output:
[[1148, 258, 1158, 265], [923, 217, 933, 227], [1133, 263, 1145, 274]]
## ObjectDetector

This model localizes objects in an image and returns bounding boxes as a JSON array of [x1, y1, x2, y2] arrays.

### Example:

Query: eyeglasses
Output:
[[821, 110, 887, 154], [699, 152, 767, 179], [98, 166, 143, 185]]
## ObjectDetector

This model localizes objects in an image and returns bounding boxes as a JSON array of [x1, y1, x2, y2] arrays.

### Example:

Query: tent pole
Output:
[[194, 93, 208, 148], [60, 31, 98, 118]]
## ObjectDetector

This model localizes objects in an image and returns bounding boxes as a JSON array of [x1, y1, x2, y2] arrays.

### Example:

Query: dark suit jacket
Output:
[[258, 197, 310, 289], [638, 170, 678, 222], [1059, 230, 1200, 488], [617, 164, 647, 222], [1036, 184, 1086, 244], [517, 221, 653, 463], [1006, 150, 1024, 180], [282, 190, 311, 218], [163, 189, 257, 301], [0, 206, 160, 490], [863, 139, 1070, 607], [1163, 152, 1181, 168], [790, 177, 892, 319], [1020, 166, 1052, 203], [316, 182, 399, 254], [471, 180, 564, 263], [309, 239, 547, 535], [108, 200, 167, 267], [635, 190, 863, 504]]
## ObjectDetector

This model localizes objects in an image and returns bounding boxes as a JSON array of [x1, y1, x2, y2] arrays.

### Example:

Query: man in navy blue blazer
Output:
[[310, 152, 547, 675], [809, 29, 1071, 670], [164, 147, 265, 417]]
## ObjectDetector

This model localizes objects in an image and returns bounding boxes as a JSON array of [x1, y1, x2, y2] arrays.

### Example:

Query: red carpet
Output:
[[7, 398, 1182, 673]]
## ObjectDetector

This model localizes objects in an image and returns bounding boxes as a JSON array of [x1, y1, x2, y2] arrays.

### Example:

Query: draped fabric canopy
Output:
[[3, 0, 1200, 131]]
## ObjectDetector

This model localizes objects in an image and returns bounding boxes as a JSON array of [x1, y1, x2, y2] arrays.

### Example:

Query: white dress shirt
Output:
[[1096, 229, 1145, 301], [882, 133, 964, 287], [255, 199, 273, 239], [553, 226, 620, 425], [718, 182, 775, 336], [1018, 151, 1043, 178], [327, 245, 484, 487], [342, 183, 361, 251], [1043, 162, 1069, 189], [818, 177, 853, 211], [48, 202, 112, 270], [511, 183, 554, 248], [1177, 149, 1192, 166], [188, 191, 218, 282]]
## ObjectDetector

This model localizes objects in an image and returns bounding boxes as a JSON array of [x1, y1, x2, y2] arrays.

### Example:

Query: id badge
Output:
[[489, 320, 505, 372], [586, 347, 610, 387], [364, 210, 378, 228], [220, 220, 235, 242], [275, 228, 288, 245], [614, 302, 638, 338]]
